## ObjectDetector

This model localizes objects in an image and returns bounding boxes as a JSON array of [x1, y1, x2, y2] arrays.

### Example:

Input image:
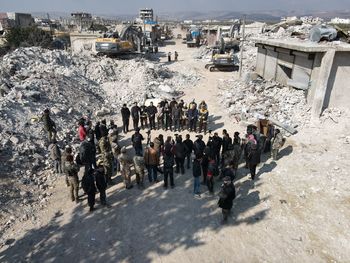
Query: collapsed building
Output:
[[0, 12, 34, 35], [254, 38, 350, 117]]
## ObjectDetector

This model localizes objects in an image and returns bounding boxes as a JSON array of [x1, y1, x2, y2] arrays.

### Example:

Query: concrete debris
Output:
[[218, 77, 310, 128]]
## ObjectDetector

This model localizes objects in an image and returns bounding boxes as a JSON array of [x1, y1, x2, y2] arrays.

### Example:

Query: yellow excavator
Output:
[[95, 25, 143, 55]]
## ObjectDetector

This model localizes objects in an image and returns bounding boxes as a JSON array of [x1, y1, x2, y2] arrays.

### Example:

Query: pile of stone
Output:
[[0, 47, 199, 230], [218, 77, 311, 129]]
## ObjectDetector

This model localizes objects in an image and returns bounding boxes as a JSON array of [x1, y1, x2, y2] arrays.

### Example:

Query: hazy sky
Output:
[[0, 0, 348, 14]]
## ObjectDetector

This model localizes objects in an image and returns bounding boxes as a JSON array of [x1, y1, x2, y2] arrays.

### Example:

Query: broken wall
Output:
[[70, 34, 98, 55], [324, 52, 350, 109]]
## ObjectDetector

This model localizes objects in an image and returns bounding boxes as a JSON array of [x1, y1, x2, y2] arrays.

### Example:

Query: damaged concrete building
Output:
[[254, 38, 350, 117]]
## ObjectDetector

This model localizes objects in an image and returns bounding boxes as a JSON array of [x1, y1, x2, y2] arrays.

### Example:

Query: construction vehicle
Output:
[[205, 52, 239, 72], [95, 25, 143, 55], [218, 21, 241, 53], [186, 26, 201, 47]]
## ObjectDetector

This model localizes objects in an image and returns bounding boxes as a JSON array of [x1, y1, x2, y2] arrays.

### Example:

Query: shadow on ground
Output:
[[0, 157, 270, 262]]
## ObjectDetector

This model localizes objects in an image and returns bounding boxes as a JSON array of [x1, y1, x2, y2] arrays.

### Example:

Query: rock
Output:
[[95, 107, 110, 117], [51, 107, 61, 115], [9, 136, 20, 145]]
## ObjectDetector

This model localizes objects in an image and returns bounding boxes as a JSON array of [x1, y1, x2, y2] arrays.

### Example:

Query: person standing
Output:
[[181, 104, 188, 131], [147, 102, 157, 130], [153, 134, 164, 157], [144, 142, 159, 183], [184, 134, 194, 169], [172, 105, 181, 132], [41, 108, 57, 143], [82, 168, 96, 212], [193, 135, 206, 158], [118, 147, 133, 189], [48, 139, 62, 174], [192, 155, 202, 196], [64, 154, 80, 203], [133, 153, 146, 189], [99, 132, 114, 185], [218, 176, 236, 223], [163, 103, 172, 131], [100, 119, 108, 138], [247, 142, 260, 180], [174, 51, 178, 61], [163, 137, 175, 189], [131, 128, 144, 156], [168, 52, 172, 62], [140, 104, 149, 130], [94, 121, 102, 143], [121, 104, 131, 134], [271, 129, 284, 160], [221, 129, 232, 168], [79, 138, 96, 175], [174, 135, 187, 175], [169, 98, 178, 110], [78, 118, 87, 142], [207, 157, 218, 193], [131, 102, 141, 131], [94, 160, 108, 206], [156, 103, 164, 130], [212, 132, 223, 166], [188, 104, 198, 132]]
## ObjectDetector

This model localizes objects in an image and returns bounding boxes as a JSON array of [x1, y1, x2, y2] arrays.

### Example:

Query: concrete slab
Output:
[[254, 38, 350, 52]]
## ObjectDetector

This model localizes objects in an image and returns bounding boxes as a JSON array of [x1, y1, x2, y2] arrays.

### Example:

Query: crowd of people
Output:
[[120, 98, 209, 134], [43, 99, 285, 223]]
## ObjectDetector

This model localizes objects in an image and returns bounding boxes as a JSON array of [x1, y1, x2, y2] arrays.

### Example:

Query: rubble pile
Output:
[[192, 46, 212, 60], [218, 77, 310, 128], [0, 47, 199, 229]]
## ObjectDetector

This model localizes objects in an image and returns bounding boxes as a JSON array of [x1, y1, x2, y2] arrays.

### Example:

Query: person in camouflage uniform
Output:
[[64, 154, 80, 203], [271, 129, 284, 160], [133, 153, 146, 189], [99, 133, 114, 185], [41, 108, 57, 143], [118, 147, 133, 189]]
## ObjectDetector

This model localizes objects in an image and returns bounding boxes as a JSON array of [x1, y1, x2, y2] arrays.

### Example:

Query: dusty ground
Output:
[[0, 29, 350, 263]]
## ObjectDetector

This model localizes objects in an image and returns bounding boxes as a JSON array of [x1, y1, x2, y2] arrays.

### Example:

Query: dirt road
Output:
[[1, 30, 350, 263]]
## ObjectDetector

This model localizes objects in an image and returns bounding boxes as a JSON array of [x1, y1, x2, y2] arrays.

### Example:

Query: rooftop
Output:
[[254, 38, 350, 52]]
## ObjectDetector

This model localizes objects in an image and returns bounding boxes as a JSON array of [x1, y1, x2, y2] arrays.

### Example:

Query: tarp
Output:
[[144, 20, 157, 25]]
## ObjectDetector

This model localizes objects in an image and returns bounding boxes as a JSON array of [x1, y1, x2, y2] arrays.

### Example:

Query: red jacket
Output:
[[78, 125, 87, 141]]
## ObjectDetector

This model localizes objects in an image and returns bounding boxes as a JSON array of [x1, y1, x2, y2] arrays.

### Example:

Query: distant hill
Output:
[[29, 9, 350, 23]]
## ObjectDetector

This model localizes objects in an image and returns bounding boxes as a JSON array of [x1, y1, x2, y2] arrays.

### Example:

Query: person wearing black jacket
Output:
[[82, 169, 97, 212], [221, 129, 232, 168], [184, 134, 193, 169], [94, 121, 102, 142], [212, 132, 223, 165], [174, 136, 188, 174], [94, 162, 108, 206], [121, 104, 131, 133], [193, 135, 206, 158], [147, 102, 157, 130], [131, 128, 144, 156], [218, 176, 236, 223], [100, 119, 108, 137], [131, 102, 141, 131], [247, 143, 260, 180], [192, 155, 202, 196], [163, 138, 175, 189]]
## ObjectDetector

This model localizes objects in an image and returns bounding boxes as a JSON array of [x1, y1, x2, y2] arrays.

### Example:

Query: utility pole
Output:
[[239, 15, 246, 78]]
